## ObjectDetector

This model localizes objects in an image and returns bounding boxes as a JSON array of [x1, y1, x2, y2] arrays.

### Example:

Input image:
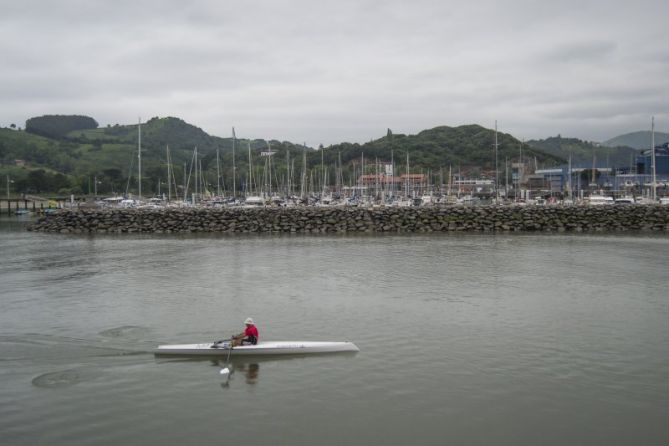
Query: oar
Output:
[[220, 340, 233, 378]]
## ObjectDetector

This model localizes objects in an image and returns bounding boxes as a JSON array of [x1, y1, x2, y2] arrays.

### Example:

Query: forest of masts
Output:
[[127, 125, 522, 205], [153, 143, 510, 204]]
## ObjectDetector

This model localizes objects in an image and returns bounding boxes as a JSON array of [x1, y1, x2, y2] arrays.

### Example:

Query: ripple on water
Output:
[[98, 325, 150, 338], [31, 370, 82, 388], [31, 366, 105, 389]]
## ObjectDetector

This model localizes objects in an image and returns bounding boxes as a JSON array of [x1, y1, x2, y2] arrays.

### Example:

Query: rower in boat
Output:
[[232, 318, 259, 346], [157, 340, 359, 356]]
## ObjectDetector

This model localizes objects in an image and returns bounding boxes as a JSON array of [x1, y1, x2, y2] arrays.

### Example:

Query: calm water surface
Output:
[[1, 216, 668, 445]]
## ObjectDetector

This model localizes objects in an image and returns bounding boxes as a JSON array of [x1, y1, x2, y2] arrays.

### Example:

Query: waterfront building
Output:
[[452, 178, 494, 195], [636, 142, 669, 175]]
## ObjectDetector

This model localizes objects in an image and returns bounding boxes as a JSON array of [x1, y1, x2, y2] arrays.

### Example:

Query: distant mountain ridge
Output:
[[604, 131, 669, 150], [527, 135, 637, 167]]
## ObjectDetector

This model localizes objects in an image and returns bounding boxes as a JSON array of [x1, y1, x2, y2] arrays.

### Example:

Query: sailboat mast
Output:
[[448, 164, 452, 197], [406, 151, 410, 198], [194, 147, 198, 203], [166, 145, 171, 201], [361, 152, 364, 199], [591, 147, 596, 186], [651, 116, 656, 201], [248, 141, 252, 197], [391, 149, 394, 198], [321, 146, 325, 196], [138, 118, 142, 198], [375, 157, 379, 200], [338, 151, 342, 196], [267, 141, 272, 197], [216, 148, 221, 196], [232, 127, 237, 198], [505, 157, 508, 198], [458, 165, 461, 197], [519, 140, 523, 201], [440, 167, 443, 196], [494, 120, 499, 202], [199, 159, 204, 199], [301, 144, 307, 199], [567, 153, 572, 200]]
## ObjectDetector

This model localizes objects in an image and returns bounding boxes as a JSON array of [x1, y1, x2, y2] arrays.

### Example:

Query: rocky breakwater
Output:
[[27, 205, 669, 234]]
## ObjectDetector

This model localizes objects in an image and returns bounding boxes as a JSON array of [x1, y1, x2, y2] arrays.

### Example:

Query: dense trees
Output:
[[326, 124, 564, 174], [25, 115, 98, 139], [14, 169, 72, 194]]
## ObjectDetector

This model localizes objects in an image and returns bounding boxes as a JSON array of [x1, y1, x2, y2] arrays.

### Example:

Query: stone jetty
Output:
[[26, 205, 669, 234]]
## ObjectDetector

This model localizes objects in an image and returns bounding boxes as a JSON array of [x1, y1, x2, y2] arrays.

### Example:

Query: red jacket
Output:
[[245, 325, 259, 339]]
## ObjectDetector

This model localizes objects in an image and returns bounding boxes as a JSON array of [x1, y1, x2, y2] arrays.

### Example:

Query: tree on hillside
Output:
[[25, 115, 98, 139], [103, 168, 122, 181], [14, 169, 73, 194]]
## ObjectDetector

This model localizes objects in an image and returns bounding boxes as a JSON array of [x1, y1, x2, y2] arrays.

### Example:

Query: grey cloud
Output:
[[539, 41, 618, 64], [1, 0, 668, 146]]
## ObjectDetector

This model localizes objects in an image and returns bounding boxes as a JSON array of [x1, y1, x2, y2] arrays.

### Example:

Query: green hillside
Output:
[[604, 131, 669, 150], [1, 117, 564, 196], [1, 117, 310, 196], [526, 135, 636, 168], [69, 116, 218, 151], [325, 125, 564, 177]]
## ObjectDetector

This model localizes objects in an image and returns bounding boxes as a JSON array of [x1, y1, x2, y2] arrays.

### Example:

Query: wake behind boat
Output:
[[154, 340, 360, 356]]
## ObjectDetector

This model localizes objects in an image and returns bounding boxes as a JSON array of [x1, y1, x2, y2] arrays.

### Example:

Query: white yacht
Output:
[[243, 196, 265, 208], [587, 195, 614, 206]]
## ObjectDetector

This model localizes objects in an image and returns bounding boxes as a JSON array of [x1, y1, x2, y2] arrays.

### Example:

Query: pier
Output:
[[1, 197, 75, 216], [26, 205, 669, 234]]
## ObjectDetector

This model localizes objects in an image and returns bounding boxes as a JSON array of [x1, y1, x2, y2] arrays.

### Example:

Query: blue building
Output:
[[515, 142, 669, 199], [636, 142, 669, 175]]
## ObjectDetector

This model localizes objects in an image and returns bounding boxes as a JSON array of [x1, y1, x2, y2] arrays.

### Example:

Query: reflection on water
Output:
[[234, 363, 260, 385], [217, 360, 261, 388]]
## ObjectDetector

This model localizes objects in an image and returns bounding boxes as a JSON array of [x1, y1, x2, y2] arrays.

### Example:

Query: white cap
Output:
[[244, 317, 254, 325]]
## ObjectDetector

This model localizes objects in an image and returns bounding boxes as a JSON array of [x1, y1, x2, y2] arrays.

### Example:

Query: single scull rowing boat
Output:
[[155, 341, 359, 356]]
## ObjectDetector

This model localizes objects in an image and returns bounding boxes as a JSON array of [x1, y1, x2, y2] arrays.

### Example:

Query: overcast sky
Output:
[[1, 0, 667, 146]]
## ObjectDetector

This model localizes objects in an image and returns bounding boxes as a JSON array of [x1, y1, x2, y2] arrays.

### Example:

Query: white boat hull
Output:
[[155, 341, 359, 356]]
